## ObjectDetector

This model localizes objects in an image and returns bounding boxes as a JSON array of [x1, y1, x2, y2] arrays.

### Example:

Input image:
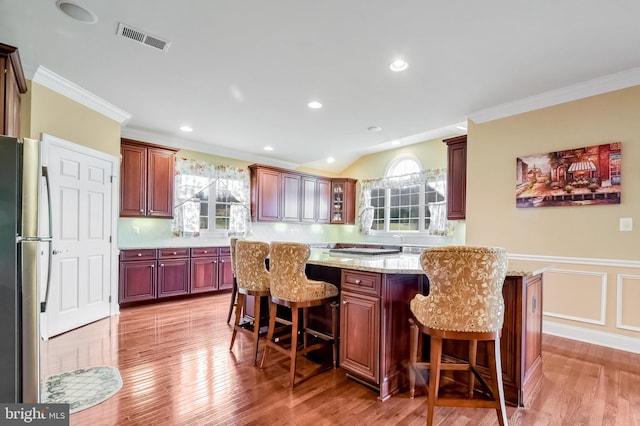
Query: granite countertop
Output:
[[307, 248, 550, 276]]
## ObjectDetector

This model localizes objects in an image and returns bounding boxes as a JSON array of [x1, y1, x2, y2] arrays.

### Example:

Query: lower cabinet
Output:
[[119, 246, 231, 304], [157, 248, 190, 298], [339, 269, 425, 401]]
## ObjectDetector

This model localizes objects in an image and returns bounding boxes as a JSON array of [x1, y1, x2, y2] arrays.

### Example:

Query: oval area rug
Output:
[[41, 366, 123, 413]]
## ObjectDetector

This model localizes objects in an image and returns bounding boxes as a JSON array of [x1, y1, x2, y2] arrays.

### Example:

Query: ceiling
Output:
[[3, 1, 640, 173]]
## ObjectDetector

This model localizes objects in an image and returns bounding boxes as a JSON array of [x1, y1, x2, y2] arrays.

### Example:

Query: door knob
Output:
[[52, 249, 68, 255]]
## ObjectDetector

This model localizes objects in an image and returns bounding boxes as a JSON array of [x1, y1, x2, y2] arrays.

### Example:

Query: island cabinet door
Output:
[[340, 291, 380, 384]]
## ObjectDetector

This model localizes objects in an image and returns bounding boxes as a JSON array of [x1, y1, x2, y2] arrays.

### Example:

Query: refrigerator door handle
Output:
[[40, 165, 53, 314]]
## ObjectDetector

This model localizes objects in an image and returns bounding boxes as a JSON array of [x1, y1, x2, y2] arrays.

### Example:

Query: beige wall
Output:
[[467, 85, 640, 350], [27, 82, 120, 157]]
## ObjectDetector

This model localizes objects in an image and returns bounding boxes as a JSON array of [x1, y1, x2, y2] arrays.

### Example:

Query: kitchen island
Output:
[[304, 248, 547, 406]]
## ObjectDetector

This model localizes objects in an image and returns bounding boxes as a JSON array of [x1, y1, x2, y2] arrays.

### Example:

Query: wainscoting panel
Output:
[[543, 268, 607, 325], [617, 274, 640, 332]]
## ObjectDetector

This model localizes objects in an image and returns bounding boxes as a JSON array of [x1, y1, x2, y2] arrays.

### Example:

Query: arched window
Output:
[[363, 156, 447, 234]]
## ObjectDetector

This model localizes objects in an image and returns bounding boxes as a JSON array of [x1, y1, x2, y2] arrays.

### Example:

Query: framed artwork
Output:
[[516, 143, 621, 208]]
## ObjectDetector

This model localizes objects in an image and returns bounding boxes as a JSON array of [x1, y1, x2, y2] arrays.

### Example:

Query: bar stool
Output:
[[409, 246, 509, 426], [229, 240, 271, 365], [260, 241, 339, 388], [226, 237, 239, 324]]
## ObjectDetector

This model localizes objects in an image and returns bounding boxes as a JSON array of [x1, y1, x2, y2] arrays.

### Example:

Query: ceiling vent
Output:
[[116, 23, 171, 52]]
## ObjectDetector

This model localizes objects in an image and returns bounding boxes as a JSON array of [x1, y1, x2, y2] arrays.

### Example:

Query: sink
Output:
[[328, 247, 401, 256]]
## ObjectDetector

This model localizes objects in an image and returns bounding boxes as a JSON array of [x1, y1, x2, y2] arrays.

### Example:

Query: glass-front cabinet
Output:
[[330, 179, 356, 224]]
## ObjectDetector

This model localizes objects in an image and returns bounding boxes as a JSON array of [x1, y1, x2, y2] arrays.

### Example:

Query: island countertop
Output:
[[307, 248, 549, 277]]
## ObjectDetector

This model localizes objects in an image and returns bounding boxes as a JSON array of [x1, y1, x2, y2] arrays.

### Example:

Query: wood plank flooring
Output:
[[40, 293, 640, 425]]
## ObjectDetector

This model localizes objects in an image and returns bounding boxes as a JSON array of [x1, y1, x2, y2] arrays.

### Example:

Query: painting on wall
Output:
[[516, 143, 621, 208]]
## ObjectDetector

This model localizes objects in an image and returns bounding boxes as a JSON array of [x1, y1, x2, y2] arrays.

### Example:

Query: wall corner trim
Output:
[[32, 66, 132, 125]]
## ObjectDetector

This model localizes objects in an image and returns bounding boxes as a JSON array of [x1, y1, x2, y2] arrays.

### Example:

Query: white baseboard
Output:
[[543, 320, 640, 354]]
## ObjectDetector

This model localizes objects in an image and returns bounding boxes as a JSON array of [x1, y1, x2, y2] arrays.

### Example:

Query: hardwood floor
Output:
[[41, 293, 640, 425]]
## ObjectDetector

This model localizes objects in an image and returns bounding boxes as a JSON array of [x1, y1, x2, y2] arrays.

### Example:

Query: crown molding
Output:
[[32, 66, 131, 125], [468, 66, 640, 124]]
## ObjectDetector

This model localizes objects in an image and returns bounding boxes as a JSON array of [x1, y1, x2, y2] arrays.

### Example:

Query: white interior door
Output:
[[40, 135, 118, 339]]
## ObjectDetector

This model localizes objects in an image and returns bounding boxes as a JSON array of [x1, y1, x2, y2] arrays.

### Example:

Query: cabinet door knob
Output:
[[342, 300, 348, 305], [220, 259, 224, 263], [354, 279, 361, 284], [151, 264, 155, 268], [203, 250, 208, 254], [160, 263, 164, 267], [137, 253, 142, 257], [172, 251, 177, 255], [140, 209, 144, 213]]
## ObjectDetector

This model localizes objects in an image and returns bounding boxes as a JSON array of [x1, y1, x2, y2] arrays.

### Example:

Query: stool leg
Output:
[[289, 307, 300, 388], [468, 339, 478, 398], [226, 277, 238, 324], [409, 318, 418, 399], [252, 294, 262, 365], [427, 336, 442, 426], [487, 336, 508, 426], [229, 293, 245, 351], [260, 300, 278, 369]]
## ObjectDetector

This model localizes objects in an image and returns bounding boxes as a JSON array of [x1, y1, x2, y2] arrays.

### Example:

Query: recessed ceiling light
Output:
[[368, 126, 382, 132], [391, 140, 400, 146], [389, 59, 408, 72], [308, 101, 323, 109], [55, 0, 97, 24], [180, 125, 193, 132], [327, 157, 335, 164], [264, 146, 274, 151]]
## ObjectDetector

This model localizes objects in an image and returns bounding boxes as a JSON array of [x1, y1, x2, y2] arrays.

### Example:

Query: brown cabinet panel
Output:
[[120, 139, 176, 218], [190, 256, 218, 293], [525, 274, 543, 373], [340, 291, 380, 384], [302, 176, 332, 223], [147, 148, 175, 218], [157, 258, 190, 298], [281, 172, 301, 221], [342, 270, 381, 296], [443, 135, 467, 220], [0, 43, 27, 138], [254, 167, 281, 221], [218, 255, 234, 290], [317, 178, 332, 223], [330, 179, 357, 224], [119, 260, 156, 303]]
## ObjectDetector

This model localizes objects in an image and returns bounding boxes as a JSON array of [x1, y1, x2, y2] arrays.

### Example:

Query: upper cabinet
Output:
[[0, 43, 27, 138], [250, 165, 301, 222], [120, 138, 177, 218], [249, 164, 356, 224], [330, 179, 356, 224], [443, 135, 467, 220]]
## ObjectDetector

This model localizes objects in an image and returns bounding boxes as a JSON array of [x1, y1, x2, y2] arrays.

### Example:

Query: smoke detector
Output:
[[116, 23, 171, 52]]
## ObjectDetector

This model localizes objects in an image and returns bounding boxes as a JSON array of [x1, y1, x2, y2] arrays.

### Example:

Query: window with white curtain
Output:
[[359, 157, 448, 235], [172, 159, 251, 237]]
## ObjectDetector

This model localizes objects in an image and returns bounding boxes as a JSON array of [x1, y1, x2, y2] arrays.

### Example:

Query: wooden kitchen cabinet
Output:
[[443, 135, 467, 220], [249, 165, 301, 222], [339, 269, 424, 400], [0, 43, 27, 137], [119, 249, 157, 303], [217, 247, 234, 291], [157, 248, 190, 298], [302, 176, 331, 223], [120, 138, 177, 218], [330, 179, 356, 224], [190, 247, 219, 293]]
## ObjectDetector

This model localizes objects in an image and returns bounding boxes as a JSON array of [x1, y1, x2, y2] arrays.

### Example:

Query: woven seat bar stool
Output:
[[260, 241, 339, 388], [229, 240, 272, 365], [409, 246, 509, 426], [226, 237, 239, 324]]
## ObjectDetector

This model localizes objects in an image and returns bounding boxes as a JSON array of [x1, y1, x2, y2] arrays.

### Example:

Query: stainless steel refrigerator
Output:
[[0, 136, 52, 403]]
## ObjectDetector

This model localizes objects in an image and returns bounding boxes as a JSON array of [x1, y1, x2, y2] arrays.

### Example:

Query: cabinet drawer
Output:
[[218, 246, 231, 256], [191, 247, 218, 257], [158, 248, 190, 259], [120, 249, 157, 261], [342, 270, 381, 297]]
